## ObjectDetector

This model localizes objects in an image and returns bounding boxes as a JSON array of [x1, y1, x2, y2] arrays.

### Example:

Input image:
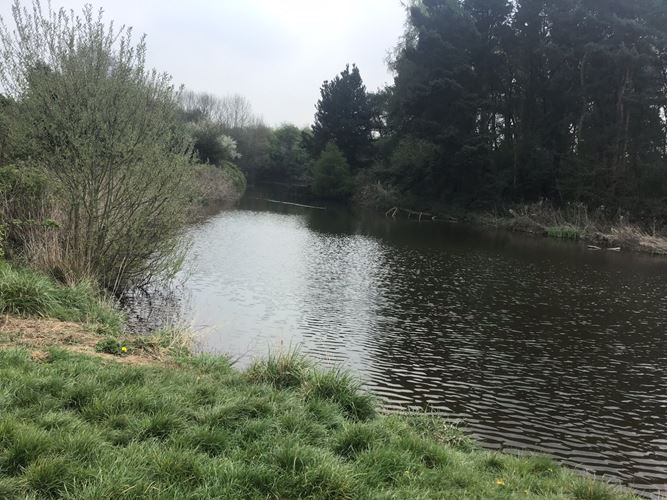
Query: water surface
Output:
[[135, 196, 667, 497]]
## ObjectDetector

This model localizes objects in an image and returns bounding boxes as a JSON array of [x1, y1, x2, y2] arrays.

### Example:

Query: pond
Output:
[[129, 193, 667, 497]]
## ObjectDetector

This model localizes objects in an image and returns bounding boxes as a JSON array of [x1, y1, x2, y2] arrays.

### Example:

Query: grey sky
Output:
[[0, 0, 407, 127]]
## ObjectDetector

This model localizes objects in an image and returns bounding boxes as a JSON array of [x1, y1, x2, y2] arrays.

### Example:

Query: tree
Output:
[[383, 0, 667, 216], [312, 143, 353, 200], [189, 121, 240, 167], [266, 125, 312, 182], [312, 65, 374, 170], [232, 123, 274, 183], [180, 91, 258, 130], [388, 137, 441, 200], [389, 0, 484, 203], [0, 1, 195, 292], [0, 94, 15, 165]]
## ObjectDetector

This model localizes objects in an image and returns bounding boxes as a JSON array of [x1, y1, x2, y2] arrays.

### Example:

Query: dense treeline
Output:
[[386, 0, 667, 218], [300, 0, 667, 223]]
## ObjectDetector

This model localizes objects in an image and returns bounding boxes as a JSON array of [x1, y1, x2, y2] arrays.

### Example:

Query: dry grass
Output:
[[482, 201, 667, 255], [609, 225, 667, 255], [0, 316, 188, 366]]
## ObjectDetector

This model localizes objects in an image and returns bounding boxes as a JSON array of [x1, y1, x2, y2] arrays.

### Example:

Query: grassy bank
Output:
[[0, 262, 123, 335], [358, 186, 667, 256], [0, 347, 636, 499], [476, 202, 667, 255], [0, 265, 637, 498]]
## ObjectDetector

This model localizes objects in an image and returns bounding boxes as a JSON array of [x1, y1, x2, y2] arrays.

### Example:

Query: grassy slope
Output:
[[0, 348, 635, 499], [0, 264, 637, 499]]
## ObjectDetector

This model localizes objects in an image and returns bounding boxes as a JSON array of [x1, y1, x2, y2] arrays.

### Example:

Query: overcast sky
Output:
[[0, 0, 407, 126]]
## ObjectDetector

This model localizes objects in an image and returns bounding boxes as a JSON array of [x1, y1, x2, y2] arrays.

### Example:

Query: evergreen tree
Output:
[[382, 0, 667, 216], [312, 65, 374, 170]]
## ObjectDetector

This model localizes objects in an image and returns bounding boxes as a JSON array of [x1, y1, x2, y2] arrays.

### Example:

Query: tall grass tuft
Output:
[[304, 369, 376, 422], [246, 349, 311, 389], [0, 262, 123, 333]]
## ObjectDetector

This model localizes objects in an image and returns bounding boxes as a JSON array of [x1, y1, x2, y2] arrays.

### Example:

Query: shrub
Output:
[[0, 3, 196, 292], [192, 162, 246, 206], [189, 121, 241, 166], [312, 143, 354, 200]]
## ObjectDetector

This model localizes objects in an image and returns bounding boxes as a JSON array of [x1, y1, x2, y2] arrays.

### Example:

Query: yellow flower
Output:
[[495, 479, 505, 487], [121, 346, 128, 353]]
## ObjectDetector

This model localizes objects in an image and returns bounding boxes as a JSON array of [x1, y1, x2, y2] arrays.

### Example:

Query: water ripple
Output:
[[132, 201, 667, 497]]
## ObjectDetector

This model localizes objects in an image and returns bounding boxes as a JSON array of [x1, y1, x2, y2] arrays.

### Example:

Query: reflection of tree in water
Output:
[[121, 281, 188, 334]]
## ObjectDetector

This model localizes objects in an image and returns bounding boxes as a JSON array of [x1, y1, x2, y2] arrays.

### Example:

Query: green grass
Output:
[[546, 225, 583, 240], [0, 262, 123, 334], [0, 349, 636, 499]]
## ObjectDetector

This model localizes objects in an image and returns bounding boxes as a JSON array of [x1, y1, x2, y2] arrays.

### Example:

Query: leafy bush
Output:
[[312, 142, 354, 200], [1, 3, 196, 292], [189, 121, 241, 166], [192, 163, 247, 206]]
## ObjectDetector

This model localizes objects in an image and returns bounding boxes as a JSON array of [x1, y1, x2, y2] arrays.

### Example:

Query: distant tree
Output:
[[312, 143, 353, 200], [189, 121, 240, 166], [219, 94, 256, 130], [312, 65, 374, 170], [232, 123, 274, 183], [267, 124, 312, 181], [180, 91, 259, 131], [388, 137, 441, 199], [385, 0, 667, 214], [369, 89, 392, 138], [389, 0, 483, 203], [179, 90, 271, 182]]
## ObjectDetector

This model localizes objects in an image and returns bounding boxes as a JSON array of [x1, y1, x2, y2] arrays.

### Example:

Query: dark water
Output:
[[135, 196, 667, 497]]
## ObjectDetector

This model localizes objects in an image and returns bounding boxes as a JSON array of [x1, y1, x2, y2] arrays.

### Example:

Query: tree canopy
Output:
[[312, 65, 374, 170], [381, 0, 667, 217]]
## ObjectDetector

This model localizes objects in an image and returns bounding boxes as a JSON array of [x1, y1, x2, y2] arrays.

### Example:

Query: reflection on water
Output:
[[131, 196, 667, 497]]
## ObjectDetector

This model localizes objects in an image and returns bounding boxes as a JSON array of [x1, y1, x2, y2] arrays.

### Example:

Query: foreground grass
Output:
[[0, 348, 636, 499]]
